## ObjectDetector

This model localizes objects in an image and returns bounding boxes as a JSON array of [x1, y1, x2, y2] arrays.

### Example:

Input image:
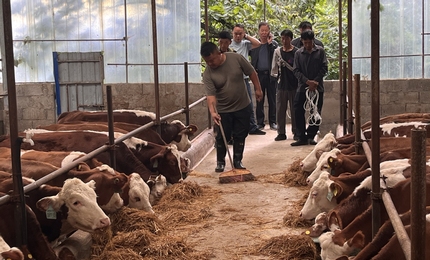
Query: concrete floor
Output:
[[193, 124, 316, 177]]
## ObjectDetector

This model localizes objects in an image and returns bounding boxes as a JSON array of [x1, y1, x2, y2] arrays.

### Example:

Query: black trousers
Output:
[[256, 71, 276, 126], [293, 91, 324, 141], [215, 104, 252, 162]]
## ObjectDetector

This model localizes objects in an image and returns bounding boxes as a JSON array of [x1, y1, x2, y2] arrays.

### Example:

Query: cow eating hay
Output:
[[90, 182, 219, 259]]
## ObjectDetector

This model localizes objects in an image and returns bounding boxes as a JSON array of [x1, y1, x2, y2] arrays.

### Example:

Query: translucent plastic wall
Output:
[[6, 0, 201, 83], [352, 0, 430, 79]]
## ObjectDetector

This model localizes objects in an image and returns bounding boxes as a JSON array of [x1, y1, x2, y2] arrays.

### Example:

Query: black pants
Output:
[[215, 104, 252, 162], [293, 91, 324, 141], [256, 71, 276, 126]]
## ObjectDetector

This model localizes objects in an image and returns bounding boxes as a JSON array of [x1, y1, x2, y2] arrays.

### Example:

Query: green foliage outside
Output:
[[201, 0, 348, 80]]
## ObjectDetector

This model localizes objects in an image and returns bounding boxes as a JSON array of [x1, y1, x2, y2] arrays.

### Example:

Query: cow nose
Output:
[[300, 162, 304, 168], [306, 178, 310, 184], [100, 217, 111, 228], [299, 211, 303, 218]]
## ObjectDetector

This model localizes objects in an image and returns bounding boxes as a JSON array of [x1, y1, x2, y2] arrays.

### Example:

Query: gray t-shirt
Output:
[[230, 40, 252, 79], [203, 52, 255, 113], [230, 40, 252, 61]]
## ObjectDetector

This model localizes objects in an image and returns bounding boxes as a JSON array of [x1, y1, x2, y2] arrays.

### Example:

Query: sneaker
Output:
[[257, 124, 265, 130], [308, 139, 317, 145], [290, 139, 308, 146], [270, 123, 278, 130], [274, 134, 287, 141], [249, 128, 266, 135], [293, 135, 299, 141]]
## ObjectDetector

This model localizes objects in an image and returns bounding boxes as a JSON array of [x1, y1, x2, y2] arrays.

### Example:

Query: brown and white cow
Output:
[[300, 169, 372, 220], [350, 207, 430, 260], [0, 177, 110, 242], [147, 174, 168, 205], [0, 193, 59, 260], [0, 130, 183, 184], [121, 173, 154, 213], [25, 129, 185, 184], [0, 158, 127, 213], [306, 148, 342, 185], [320, 176, 430, 259], [56, 109, 198, 152], [301, 132, 338, 172]]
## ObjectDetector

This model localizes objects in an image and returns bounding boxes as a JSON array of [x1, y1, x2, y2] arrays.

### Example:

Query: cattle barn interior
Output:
[[0, 0, 430, 259]]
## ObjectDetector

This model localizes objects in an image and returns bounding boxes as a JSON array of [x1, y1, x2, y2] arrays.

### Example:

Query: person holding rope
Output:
[[271, 29, 299, 141], [291, 30, 328, 146]]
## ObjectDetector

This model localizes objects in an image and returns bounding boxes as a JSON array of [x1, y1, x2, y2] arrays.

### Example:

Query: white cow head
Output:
[[170, 120, 195, 152], [100, 193, 124, 213], [148, 174, 167, 205], [36, 178, 111, 233], [307, 148, 341, 185], [319, 229, 365, 260], [128, 173, 154, 213], [300, 172, 341, 220], [301, 132, 337, 173]]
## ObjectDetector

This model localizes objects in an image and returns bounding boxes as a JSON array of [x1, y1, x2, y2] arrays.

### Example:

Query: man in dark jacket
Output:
[[249, 22, 279, 131], [291, 30, 328, 146], [291, 21, 324, 48]]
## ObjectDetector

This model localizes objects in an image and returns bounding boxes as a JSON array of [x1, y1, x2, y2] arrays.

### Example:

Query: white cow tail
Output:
[[304, 88, 322, 126]]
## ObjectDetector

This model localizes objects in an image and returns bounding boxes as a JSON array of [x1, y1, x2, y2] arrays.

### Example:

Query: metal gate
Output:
[[53, 52, 104, 116]]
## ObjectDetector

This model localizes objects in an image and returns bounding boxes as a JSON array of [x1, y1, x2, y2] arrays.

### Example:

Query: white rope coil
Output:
[[304, 88, 322, 126]]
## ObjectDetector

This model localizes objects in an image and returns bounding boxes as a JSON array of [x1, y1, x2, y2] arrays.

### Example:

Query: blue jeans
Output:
[[245, 78, 258, 132]]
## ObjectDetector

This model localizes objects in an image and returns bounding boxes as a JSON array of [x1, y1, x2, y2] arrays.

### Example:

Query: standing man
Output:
[[291, 30, 328, 146], [271, 29, 299, 141], [218, 31, 234, 53], [201, 42, 263, 172], [249, 22, 278, 131], [229, 24, 265, 135], [291, 21, 324, 48]]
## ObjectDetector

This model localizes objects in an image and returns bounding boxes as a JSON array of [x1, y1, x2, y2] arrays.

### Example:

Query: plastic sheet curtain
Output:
[[3, 0, 201, 84], [352, 0, 430, 79]]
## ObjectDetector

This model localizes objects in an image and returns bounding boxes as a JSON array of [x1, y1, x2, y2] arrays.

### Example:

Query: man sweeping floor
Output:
[[200, 42, 262, 182]]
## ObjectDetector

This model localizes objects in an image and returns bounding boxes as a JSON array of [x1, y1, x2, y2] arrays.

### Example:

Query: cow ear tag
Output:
[[326, 191, 334, 201], [152, 159, 159, 168], [46, 205, 57, 220], [333, 188, 338, 197]]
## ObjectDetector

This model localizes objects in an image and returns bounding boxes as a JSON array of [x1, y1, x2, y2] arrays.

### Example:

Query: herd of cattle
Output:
[[0, 109, 198, 259], [298, 113, 430, 260]]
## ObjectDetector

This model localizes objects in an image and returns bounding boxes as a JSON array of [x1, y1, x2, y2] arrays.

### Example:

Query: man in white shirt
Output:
[[229, 24, 265, 135]]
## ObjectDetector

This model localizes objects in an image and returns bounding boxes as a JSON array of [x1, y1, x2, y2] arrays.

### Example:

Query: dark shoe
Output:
[[249, 128, 266, 135], [215, 162, 225, 172], [293, 135, 299, 141], [274, 134, 287, 141], [308, 139, 317, 145], [290, 139, 308, 146], [257, 124, 265, 130], [233, 161, 246, 169], [270, 123, 278, 130]]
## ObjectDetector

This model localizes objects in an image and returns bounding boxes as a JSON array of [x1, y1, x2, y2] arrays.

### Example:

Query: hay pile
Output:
[[90, 181, 219, 260], [283, 193, 313, 228], [253, 234, 318, 260], [283, 159, 308, 187]]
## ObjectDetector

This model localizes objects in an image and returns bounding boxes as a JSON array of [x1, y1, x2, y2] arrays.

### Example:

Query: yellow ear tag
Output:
[[333, 189, 338, 196], [329, 157, 333, 163], [28, 254, 33, 259], [305, 230, 310, 235]]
